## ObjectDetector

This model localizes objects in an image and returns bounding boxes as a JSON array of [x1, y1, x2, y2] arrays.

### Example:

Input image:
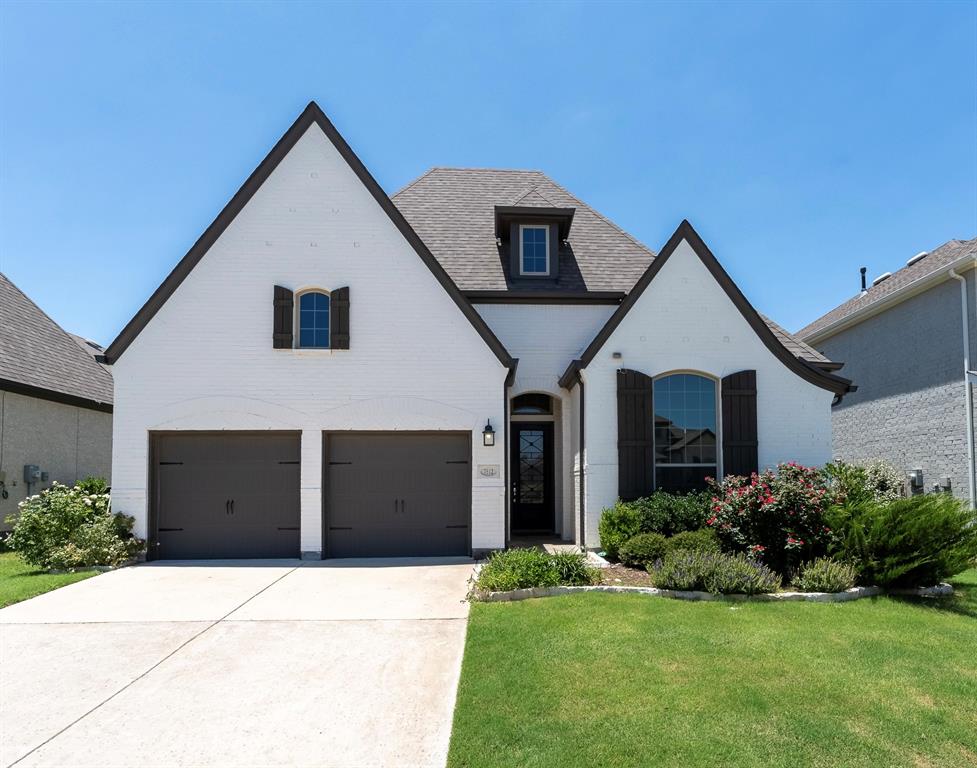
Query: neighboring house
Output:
[[798, 239, 977, 505], [104, 102, 852, 560], [0, 274, 113, 527]]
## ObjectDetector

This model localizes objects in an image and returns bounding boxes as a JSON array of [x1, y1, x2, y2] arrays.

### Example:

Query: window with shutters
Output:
[[653, 372, 718, 493], [296, 290, 330, 349]]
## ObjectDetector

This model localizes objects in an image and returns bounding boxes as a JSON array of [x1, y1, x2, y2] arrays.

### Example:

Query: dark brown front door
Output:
[[152, 433, 301, 559], [510, 422, 554, 532], [324, 433, 471, 558]]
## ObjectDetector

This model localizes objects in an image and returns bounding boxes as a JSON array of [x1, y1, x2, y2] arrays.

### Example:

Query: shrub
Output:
[[598, 501, 643, 560], [618, 532, 668, 569], [598, 491, 711, 560], [550, 551, 600, 585], [665, 528, 720, 555], [707, 463, 838, 576], [827, 494, 977, 588], [824, 460, 904, 505], [474, 548, 600, 593], [630, 491, 711, 536], [648, 550, 781, 595], [791, 557, 857, 593], [4, 481, 144, 570]]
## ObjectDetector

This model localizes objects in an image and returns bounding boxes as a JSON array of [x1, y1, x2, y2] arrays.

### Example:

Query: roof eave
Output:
[[800, 254, 977, 345], [104, 102, 514, 371], [570, 220, 855, 396]]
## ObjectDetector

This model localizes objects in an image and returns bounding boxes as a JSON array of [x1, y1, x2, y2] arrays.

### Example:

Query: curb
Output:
[[475, 582, 954, 604]]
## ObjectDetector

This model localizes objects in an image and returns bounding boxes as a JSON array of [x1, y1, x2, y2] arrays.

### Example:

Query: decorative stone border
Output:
[[474, 582, 953, 604]]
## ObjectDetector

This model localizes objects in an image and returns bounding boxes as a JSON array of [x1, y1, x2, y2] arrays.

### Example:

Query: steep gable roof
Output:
[[103, 103, 513, 370], [558, 221, 853, 396], [0, 273, 113, 412], [797, 237, 977, 342], [392, 168, 829, 367]]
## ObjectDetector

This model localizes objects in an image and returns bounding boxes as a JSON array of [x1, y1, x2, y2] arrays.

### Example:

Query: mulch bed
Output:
[[600, 563, 653, 587]]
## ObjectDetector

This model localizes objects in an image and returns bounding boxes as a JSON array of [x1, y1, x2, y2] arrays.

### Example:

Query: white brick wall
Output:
[[476, 302, 613, 540], [111, 124, 508, 554], [580, 238, 834, 547]]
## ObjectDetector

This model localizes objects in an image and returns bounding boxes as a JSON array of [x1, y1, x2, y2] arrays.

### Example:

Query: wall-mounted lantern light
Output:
[[482, 419, 495, 447]]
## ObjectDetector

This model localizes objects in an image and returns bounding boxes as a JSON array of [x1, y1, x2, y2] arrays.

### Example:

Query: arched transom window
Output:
[[298, 291, 330, 348], [653, 373, 717, 492]]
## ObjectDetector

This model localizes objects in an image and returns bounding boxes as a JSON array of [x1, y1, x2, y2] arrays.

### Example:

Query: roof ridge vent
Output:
[[872, 271, 893, 286], [906, 251, 928, 267]]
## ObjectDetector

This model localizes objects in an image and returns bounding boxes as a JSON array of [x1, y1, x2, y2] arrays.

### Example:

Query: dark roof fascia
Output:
[[558, 359, 582, 390], [465, 290, 624, 305], [813, 361, 845, 372], [1, 378, 113, 414], [494, 206, 575, 240], [566, 220, 853, 396], [505, 358, 519, 388], [104, 102, 514, 372]]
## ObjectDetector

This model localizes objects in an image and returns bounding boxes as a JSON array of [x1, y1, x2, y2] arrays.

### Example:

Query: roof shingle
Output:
[[797, 237, 977, 340], [0, 273, 113, 407], [393, 168, 830, 366]]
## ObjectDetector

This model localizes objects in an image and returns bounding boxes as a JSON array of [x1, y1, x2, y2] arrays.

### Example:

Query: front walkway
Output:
[[0, 558, 474, 768]]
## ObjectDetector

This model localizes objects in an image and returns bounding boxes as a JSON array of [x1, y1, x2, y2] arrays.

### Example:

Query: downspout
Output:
[[948, 268, 976, 507], [578, 377, 586, 550]]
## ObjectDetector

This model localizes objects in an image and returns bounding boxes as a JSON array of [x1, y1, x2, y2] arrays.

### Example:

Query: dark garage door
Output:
[[324, 433, 471, 558], [152, 433, 301, 559]]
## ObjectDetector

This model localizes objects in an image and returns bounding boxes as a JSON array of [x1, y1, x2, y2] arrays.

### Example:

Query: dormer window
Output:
[[495, 205, 574, 282], [519, 225, 549, 275]]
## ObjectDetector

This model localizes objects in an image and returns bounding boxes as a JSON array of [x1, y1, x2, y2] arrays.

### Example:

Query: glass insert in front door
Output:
[[518, 430, 545, 504]]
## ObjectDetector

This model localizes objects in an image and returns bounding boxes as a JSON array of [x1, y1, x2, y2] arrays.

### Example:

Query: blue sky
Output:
[[1, 1, 975, 345]]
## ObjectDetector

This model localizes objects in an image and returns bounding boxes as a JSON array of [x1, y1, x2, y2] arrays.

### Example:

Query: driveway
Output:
[[0, 558, 474, 768]]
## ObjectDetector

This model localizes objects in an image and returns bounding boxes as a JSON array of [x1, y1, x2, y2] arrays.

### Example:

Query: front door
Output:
[[510, 422, 554, 532]]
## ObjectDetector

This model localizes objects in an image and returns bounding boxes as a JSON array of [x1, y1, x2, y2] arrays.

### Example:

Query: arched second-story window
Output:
[[297, 290, 330, 348], [653, 372, 718, 492]]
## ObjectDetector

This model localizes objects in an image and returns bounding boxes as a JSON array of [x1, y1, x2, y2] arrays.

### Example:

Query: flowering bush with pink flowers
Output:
[[706, 462, 840, 576]]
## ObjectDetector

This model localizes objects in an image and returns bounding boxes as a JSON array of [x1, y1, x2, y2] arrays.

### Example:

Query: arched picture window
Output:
[[653, 373, 717, 492], [511, 393, 553, 415], [298, 291, 330, 348]]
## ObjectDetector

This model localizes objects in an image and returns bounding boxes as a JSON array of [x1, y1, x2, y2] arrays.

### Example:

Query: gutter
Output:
[[948, 268, 976, 507], [803, 254, 977, 345]]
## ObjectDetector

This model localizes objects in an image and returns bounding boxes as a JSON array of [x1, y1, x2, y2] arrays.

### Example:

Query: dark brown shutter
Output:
[[330, 287, 350, 349], [273, 286, 293, 349], [721, 370, 758, 477], [617, 369, 655, 501]]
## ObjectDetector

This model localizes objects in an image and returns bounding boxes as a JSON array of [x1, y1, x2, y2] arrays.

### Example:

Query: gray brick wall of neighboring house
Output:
[[815, 272, 977, 500]]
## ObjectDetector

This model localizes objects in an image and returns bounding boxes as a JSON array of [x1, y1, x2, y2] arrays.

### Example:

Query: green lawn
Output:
[[449, 569, 977, 768], [0, 550, 97, 608]]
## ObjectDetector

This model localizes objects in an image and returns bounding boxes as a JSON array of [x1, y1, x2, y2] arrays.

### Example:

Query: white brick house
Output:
[[105, 102, 852, 558]]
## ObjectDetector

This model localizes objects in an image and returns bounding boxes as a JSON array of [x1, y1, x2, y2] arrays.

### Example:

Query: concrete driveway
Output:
[[0, 558, 474, 768]]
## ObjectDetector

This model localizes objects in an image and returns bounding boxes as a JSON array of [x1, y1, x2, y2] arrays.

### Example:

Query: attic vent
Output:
[[872, 271, 893, 286], [906, 251, 927, 267]]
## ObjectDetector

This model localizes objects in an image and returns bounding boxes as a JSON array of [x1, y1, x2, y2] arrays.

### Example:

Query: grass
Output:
[[448, 569, 977, 768], [0, 550, 97, 608]]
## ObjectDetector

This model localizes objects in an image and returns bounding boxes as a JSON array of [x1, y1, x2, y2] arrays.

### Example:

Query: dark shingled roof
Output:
[[393, 167, 829, 366], [797, 237, 977, 341], [392, 168, 654, 293], [0, 273, 113, 408]]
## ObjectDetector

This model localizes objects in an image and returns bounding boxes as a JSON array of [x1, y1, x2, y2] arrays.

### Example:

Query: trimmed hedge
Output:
[[618, 533, 668, 569]]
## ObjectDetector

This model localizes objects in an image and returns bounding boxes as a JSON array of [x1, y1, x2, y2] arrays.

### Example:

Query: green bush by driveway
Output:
[[448, 569, 977, 768]]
